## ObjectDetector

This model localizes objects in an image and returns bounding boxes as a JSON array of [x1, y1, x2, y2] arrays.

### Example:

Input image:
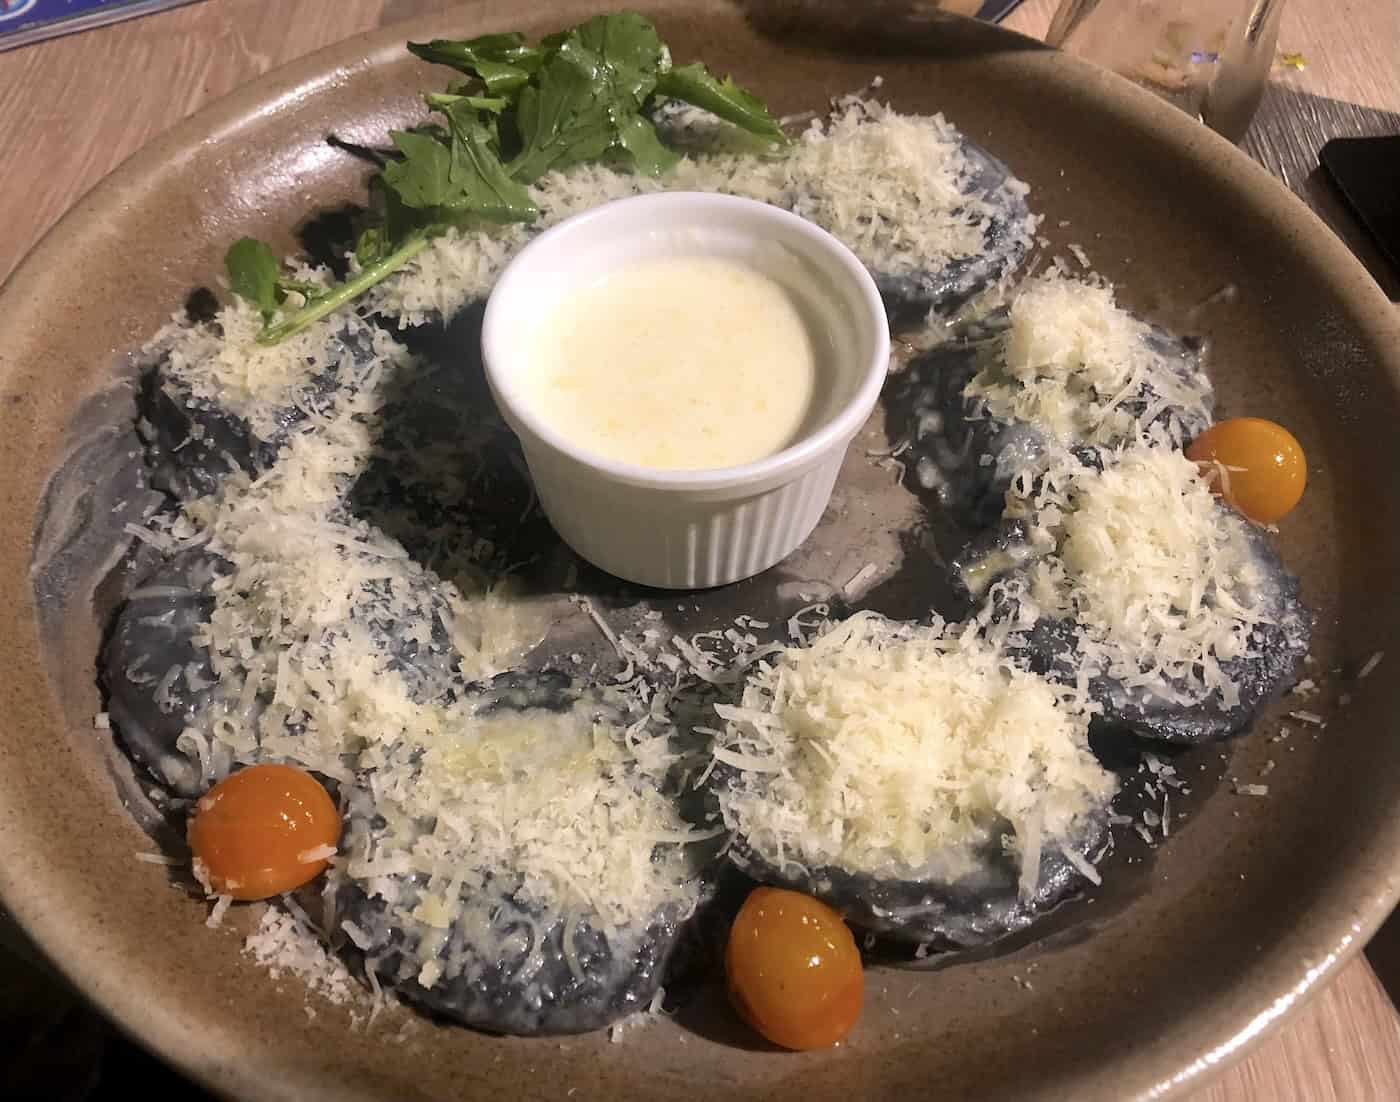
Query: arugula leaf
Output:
[[465, 56, 531, 96], [507, 43, 618, 182], [382, 113, 537, 223], [445, 31, 537, 60], [571, 11, 667, 102], [612, 107, 679, 176], [408, 34, 545, 95], [225, 235, 345, 325], [415, 31, 546, 70], [381, 130, 458, 210], [507, 13, 688, 181], [437, 99, 538, 221], [276, 277, 328, 299], [225, 238, 281, 318], [223, 227, 435, 345], [425, 91, 508, 113], [508, 14, 687, 183], [655, 62, 787, 143], [257, 231, 434, 345], [354, 225, 390, 267]]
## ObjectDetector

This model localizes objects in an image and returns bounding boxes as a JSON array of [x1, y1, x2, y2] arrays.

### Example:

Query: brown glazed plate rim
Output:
[[2, 3, 1400, 1099]]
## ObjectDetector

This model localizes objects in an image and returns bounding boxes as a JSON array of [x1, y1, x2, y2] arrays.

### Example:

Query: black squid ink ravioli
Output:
[[887, 273, 1214, 526], [709, 612, 1117, 949], [333, 676, 711, 1035], [955, 440, 1312, 745]]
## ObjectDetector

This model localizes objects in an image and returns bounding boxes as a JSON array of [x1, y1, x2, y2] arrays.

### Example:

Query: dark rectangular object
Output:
[[978, 1, 1028, 20], [1320, 135, 1400, 276]]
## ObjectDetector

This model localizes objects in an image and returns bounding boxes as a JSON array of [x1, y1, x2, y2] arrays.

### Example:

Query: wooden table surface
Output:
[[2, 1, 1398, 1099]]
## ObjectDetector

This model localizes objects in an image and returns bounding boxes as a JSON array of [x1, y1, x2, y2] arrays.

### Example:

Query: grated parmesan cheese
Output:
[[120, 260, 688, 996], [350, 697, 703, 941], [1010, 438, 1268, 708], [842, 562, 880, 598], [133, 851, 182, 866], [138, 331, 545, 791], [713, 612, 1116, 895], [206, 894, 233, 929], [149, 282, 379, 439], [964, 273, 1212, 448], [244, 905, 356, 1005], [608, 984, 668, 1043]]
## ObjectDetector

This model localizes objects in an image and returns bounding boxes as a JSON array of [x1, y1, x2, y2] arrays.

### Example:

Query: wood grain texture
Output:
[[0, 0, 387, 284], [1, 1, 1398, 1099]]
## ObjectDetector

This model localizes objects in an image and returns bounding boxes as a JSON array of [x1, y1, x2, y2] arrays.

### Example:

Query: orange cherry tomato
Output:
[[1186, 417, 1307, 524], [725, 886, 864, 1050], [187, 763, 340, 900]]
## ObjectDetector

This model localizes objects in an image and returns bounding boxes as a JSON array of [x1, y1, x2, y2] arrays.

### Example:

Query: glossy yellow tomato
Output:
[[187, 764, 340, 900], [1186, 417, 1307, 524], [725, 886, 864, 1050]]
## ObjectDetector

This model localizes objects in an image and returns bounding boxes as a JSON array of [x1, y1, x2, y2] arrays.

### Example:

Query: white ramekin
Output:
[[480, 192, 890, 589]]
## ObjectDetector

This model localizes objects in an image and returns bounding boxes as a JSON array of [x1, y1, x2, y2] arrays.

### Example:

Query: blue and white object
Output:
[[0, 0, 202, 52]]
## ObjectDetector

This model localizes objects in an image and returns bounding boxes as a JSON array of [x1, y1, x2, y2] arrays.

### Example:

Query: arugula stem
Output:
[[256, 232, 433, 345]]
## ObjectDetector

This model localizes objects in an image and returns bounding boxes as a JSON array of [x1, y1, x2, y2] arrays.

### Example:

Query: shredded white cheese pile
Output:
[[244, 905, 357, 1007], [137, 308, 702, 976], [1013, 440, 1269, 707], [352, 698, 707, 951], [964, 273, 1213, 446], [143, 324, 545, 790], [713, 611, 1116, 896], [151, 269, 363, 438], [374, 97, 1035, 325], [776, 98, 1024, 286]]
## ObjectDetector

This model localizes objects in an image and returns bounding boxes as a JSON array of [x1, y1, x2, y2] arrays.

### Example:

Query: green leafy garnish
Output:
[[614, 108, 681, 176], [424, 91, 509, 114], [509, 41, 635, 182], [382, 111, 536, 223], [656, 63, 788, 144], [408, 33, 546, 95], [224, 238, 281, 321], [381, 130, 459, 210], [230, 11, 786, 343], [256, 232, 435, 345]]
